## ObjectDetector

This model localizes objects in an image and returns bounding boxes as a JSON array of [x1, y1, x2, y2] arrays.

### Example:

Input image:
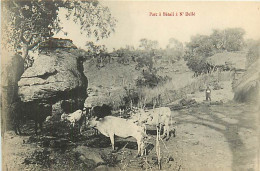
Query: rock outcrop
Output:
[[18, 38, 88, 115], [233, 59, 259, 104], [1, 52, 24, 132], [73, 146, 105, 169]]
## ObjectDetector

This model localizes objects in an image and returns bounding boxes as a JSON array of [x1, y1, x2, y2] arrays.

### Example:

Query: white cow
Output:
[[88, 116, 147, 156], [61, 108, 87, 133], [131, 107, 172, 140]]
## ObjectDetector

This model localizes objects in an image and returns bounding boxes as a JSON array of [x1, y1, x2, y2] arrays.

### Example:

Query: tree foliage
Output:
[[167, 38, 183, 50], [136, 39, 160, 71], [109, 39, 173, 88], [186, 56, 210, 76], [110, 38, 185, 71], [185, 28, 245, 60], [164, 38, 184, 62], [85, 41, 111, 68], [136, 71, 170, 88], [85, 41, 107, 56], [2, 0, 117, 65], [211, 28, 245, 52], [185, 35, 215, 58], [139, 38, 159, 50], [135, 51, 155, 71], [113, 47, 133, 65], [184, 28, 246, 74]]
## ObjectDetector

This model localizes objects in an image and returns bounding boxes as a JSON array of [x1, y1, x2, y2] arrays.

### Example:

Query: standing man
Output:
[[205, 86, 211, 101]]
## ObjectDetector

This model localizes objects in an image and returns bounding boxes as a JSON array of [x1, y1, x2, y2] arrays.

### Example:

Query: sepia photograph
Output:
[[1, 0, 260, 170]]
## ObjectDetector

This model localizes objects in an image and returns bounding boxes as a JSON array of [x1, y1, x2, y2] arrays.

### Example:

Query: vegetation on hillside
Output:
[[84, 28, 250, 108], [184, 28, 246, 75], [110, 38, 183, 87]]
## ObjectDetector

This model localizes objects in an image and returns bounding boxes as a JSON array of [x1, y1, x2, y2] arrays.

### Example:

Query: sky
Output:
[[54, 1, 260, 52]]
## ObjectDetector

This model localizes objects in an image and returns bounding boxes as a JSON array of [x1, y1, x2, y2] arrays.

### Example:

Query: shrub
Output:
[[101, 153, 119, 166], [122, 87, 141, 107], [136, 71, 170, 88], [23, 148, 55, 168]]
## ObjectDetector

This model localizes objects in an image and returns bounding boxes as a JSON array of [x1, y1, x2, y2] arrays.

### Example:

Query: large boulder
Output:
[[18, 38, 88, 115], [233, 59, 260, 104], [73, 146, 105, 169]]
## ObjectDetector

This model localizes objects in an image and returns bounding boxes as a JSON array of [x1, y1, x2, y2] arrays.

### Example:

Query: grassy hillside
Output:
[[83, 59, 141, 108], [84, 58, 192, 88], [83, 57, 193, 107], [83, 51, 247, 108], [84, 60, 141, 89]]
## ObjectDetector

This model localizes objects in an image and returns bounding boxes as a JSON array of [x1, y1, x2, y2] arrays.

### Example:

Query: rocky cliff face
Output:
[[1, 53, 24, 131], [233, 59, 259, 104], [18, 38, 88, 115]]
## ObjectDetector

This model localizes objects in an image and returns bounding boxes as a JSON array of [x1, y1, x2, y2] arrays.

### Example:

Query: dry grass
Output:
[[86, 70, 234, 108], [83, 57, 234, 108], [137, 71, 233, 106]]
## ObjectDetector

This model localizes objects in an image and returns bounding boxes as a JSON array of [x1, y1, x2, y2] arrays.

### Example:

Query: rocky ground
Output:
[[2, 74, 259, 171], [2, 99, 259, 171]]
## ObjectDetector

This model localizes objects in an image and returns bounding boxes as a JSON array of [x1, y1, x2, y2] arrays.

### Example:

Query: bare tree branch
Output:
[[28, 37, 41, 50], [20, 29, 27, 44], [28, 34, 33, 43]]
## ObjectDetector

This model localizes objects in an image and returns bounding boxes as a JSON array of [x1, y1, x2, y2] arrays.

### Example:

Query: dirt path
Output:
[[168, 102, 259, 171], [2, 132, 40, 171]]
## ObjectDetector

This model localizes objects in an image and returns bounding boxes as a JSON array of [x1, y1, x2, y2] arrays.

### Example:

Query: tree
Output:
[[186, 56, 210, 77], [139, 38, 159, 50], [184, 28, 246, 76], [115, 48, 131, 65], [186, 34, 214, 57], [136, 38, 160, 71], [85, 41, 109, 67], [211, 29, 226, 51], [211, 28, 245, 52], [166, 38, 183, 50], [85, 41, 107, 57], [223, 28, 245, 51], [2, 0, 117, 67], [165, 38, 184, 61], [136, 51, 154, 71], [112, 46, 137, 65]]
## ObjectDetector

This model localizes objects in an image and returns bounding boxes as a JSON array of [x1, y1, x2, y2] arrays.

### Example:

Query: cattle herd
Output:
[[12, 102, 175, 157]]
